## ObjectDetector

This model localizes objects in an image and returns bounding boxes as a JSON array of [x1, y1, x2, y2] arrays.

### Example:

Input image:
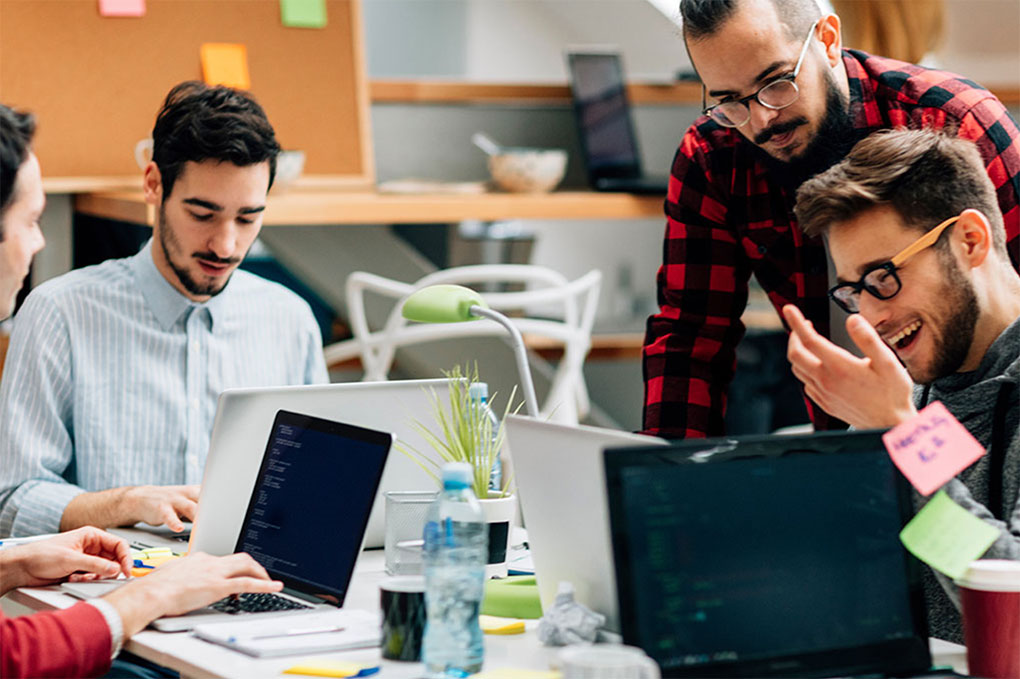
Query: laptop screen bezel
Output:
[[604, 430, 932, 678], [566, 50, 645, 185], [233, 409, 393, 606]]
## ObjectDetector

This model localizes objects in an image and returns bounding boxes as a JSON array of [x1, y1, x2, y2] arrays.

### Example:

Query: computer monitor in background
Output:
[[567, 50, 668, 194], [604, 431, 932, 678]]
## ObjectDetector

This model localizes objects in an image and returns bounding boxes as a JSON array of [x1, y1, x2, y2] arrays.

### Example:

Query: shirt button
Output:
[[187, 453, 198, 465], [191, 398, 200, 409], [192, 340, 200, 352]]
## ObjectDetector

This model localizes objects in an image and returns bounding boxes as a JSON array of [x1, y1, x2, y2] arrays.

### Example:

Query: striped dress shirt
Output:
[[0, 241, 328, 536]]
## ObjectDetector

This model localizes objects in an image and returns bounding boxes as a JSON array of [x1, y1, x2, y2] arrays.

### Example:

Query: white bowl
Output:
[[487, 148, 568, 193]]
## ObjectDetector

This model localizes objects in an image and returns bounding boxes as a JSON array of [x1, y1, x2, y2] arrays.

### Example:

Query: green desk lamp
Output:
[[401, 284, 540, 417]]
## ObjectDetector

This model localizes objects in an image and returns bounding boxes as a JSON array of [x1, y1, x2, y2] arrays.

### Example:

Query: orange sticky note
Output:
[[882, 401, 985, 496], [98, 0, 146, 17], [200, 43, 251, 90]]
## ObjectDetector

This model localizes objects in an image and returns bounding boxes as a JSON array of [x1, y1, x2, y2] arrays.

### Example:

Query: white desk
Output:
[[7, 547, 968, 679]]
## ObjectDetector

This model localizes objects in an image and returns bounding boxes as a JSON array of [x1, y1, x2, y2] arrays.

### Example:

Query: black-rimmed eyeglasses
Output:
[[828, 214, 961, 314], [701, 20, 818, 128]]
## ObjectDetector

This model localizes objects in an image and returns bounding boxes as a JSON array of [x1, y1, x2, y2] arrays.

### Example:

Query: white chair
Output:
[[324, 265, 602, 424]]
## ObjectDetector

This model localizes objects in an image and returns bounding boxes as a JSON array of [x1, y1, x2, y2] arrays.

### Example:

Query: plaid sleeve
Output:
[[955, 98, 1020, 270], [642, 128, 750, 438]]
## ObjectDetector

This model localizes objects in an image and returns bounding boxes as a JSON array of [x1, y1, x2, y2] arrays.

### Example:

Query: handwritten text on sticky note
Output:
[[98, 0, 146, 17], [899, 490, 999, 579], [200, 44, 251, 91], [882, 401, 984, 496]]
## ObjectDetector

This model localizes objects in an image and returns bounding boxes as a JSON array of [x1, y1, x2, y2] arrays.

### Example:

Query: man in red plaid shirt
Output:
[[643, 0, 1020, 438]]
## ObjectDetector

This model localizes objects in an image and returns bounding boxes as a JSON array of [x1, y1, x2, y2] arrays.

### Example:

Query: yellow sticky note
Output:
[[899, 490, 999, 579], [283, 661, 368, 677], [479, 614, 526, 635], [200, 43, 251, 90]]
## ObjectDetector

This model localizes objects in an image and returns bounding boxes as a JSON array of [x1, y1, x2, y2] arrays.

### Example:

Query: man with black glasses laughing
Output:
[[642, 0, 1020, 440], [784, 128, 1019, 643]]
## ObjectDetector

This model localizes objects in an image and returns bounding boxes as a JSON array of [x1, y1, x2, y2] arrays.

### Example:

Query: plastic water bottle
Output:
[[468, 382, 501, 493], [422, 463, 488, 677]]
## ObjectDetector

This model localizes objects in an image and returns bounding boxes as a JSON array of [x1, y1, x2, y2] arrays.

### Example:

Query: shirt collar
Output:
[[130, 240, 231, 332]]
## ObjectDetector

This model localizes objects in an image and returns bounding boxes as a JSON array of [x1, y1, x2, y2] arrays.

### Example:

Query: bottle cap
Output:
[[468, 382, 489, 402], [441, 462, 473, 489]]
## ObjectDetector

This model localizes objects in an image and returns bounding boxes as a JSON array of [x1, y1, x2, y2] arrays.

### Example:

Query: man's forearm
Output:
[[60, 488, 134, 532], [0, 550, 29, 595]]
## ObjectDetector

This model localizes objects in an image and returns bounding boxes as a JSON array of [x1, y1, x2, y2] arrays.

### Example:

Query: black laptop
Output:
[[152, 409, 393, 631], [566, 51, 669, 195], [604, 431, 940, 678]]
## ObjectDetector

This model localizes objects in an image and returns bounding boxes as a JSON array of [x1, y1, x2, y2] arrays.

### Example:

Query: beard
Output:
[[158, 205, 241, 298], [753, 70, 861, 191], [917, 252, 980, 384]]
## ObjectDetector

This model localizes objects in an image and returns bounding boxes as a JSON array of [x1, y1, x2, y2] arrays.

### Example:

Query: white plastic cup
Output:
[[559, 644, 661, 679]]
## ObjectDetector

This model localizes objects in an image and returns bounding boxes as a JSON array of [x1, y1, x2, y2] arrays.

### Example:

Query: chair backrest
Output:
[[325, 265, 602, 423]]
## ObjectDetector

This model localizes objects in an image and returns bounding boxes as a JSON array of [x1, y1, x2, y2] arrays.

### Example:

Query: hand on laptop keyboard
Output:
[[210, 592, 312, 614]]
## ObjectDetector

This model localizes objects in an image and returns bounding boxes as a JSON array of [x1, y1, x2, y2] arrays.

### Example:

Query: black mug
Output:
[[380, 576, 426, 661]]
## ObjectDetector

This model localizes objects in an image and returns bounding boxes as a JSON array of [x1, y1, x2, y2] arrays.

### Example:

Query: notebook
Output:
[[66, 410, 392, 633], [567, 50, 669, 194], [604, 431, 935, 678]]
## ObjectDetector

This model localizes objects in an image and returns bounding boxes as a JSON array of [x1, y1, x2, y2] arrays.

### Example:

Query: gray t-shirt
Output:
[[913, 316, 1020, 643]]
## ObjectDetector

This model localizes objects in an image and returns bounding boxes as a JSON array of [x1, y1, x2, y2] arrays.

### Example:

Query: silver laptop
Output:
[[189, 378, 455, 555], [504, 415, 667, 632], [67, 410, 393, 632]]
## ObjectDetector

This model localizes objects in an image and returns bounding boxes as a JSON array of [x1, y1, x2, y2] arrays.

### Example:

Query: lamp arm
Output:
[[470, 305, 540, 417]]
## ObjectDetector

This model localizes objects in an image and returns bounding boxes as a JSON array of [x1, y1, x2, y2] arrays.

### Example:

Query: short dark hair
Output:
[[151, 81, 280, 199], [0, 104, 37, 239], [795, 129, 1007, 258], [681, 0, 821, 42]]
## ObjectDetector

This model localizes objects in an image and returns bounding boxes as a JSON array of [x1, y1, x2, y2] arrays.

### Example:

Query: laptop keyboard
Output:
[[209, 592, 313, 615]]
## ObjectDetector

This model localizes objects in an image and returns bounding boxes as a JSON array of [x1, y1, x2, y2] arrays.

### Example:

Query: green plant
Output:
[[396, 364, 519, 499]]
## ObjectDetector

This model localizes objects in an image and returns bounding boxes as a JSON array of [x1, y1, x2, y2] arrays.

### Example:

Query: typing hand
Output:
[[0, 527, 132, 593], [103, 552, 283, 637], [783, 304, 916, 429], [123, 484, 200, 532]]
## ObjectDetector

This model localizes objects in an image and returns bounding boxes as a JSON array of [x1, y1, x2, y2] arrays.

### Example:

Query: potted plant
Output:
[[397, 364, 519, 578]]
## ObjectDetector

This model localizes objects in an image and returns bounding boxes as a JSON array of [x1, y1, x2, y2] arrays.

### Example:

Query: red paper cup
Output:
[[955, 560, 1020, 679]]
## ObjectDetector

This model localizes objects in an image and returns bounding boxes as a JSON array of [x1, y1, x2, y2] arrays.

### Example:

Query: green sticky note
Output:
[[899, 490, 999, 579], [280, 0, 327, 28]]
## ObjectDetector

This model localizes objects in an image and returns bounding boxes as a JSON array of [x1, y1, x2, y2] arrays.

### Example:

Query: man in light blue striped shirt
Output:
[[0, 83, 328, 537]]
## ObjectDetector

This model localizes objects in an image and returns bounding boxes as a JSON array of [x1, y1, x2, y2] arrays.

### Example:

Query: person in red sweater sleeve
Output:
[[0, 104, 285, 679]]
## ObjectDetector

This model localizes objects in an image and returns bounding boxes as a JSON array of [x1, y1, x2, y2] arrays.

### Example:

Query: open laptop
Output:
[[567, 50, 669, 194], [187, 379, 455, 555], [68, 410, 393, 632], [504, 415, 667, 632], [604, 431, 935, 678]]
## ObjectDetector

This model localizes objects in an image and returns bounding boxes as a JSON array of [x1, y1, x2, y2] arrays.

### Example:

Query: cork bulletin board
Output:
[[0, 0, 375, 187]]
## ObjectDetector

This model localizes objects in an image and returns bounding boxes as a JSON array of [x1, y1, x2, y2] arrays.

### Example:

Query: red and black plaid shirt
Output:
[[642, 50, 1020, 439]]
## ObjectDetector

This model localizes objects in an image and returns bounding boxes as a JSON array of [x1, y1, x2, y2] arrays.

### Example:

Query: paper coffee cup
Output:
[[954, 560, 1020, 679]]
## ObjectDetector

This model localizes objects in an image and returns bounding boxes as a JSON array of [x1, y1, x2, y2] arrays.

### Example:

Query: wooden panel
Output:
[[74, 189, 666, 226], [0, 0, 373, 185], [370, 78, 1019, 107], [370, 80, 703, 105]]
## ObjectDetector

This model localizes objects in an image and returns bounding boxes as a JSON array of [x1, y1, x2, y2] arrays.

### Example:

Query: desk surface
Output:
[[8, 546, 969, 679], [74, 187, 665, 227]]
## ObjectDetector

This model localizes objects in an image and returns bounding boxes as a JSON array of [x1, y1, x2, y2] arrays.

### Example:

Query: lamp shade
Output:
[[402, 284, 489, 323]]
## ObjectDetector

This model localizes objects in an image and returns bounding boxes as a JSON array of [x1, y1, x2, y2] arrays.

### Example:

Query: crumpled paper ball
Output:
[[537, 581, 606, 645]]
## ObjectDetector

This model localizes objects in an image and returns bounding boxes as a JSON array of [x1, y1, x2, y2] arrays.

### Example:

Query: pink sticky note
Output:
[[98, 0, 146, 17], [882, 401, 985, 496]]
